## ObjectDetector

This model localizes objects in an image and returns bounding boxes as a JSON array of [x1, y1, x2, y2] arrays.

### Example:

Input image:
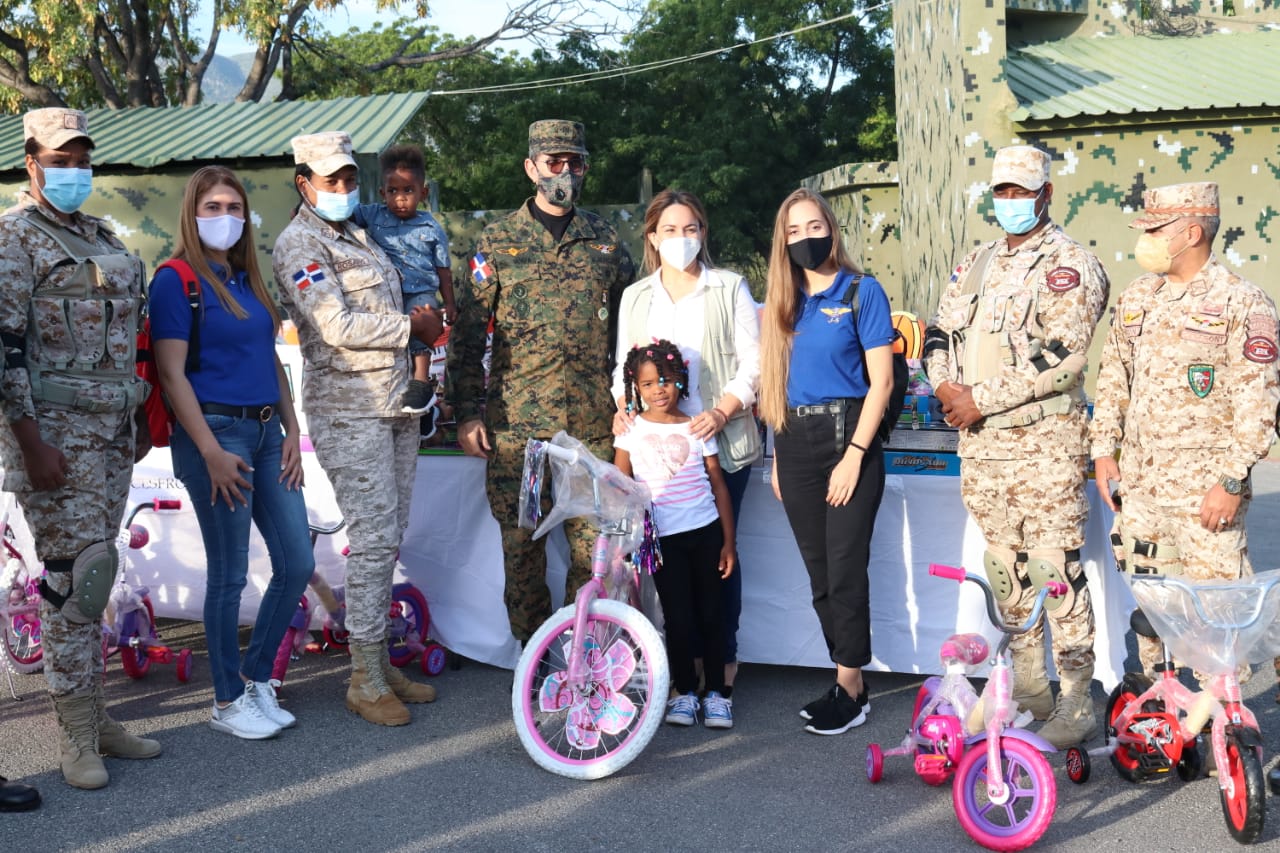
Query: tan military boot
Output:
[[1037, 664, 1097, 749], [1011, 647, 1054, 721], [94, 685, 161, 759], [52, 692, 108, 790], [346, 642, 410, 726], [382, 644, 437, 704]]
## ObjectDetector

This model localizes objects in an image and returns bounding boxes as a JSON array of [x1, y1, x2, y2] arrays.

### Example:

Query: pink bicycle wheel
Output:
[[952, 736, 1056, 852]]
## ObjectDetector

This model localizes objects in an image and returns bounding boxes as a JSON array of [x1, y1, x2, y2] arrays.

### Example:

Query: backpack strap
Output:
[[155, 259, 203, 375]]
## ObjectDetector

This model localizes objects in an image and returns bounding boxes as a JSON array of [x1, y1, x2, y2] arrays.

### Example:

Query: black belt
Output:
[[788, 399, 854, 417], [787, 398, 864, 454], [201, 401, 277, 423]]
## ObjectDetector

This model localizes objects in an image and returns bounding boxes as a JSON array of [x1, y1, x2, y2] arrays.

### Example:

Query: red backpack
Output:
[[136, 259, 201, 447]]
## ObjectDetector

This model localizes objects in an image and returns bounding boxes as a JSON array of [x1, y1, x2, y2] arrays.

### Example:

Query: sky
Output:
[[212, 0, 629, 58]]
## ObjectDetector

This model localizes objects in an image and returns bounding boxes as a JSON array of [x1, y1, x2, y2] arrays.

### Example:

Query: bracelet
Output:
[[713, 407, 731, 423], [849, 441, 869, 453]]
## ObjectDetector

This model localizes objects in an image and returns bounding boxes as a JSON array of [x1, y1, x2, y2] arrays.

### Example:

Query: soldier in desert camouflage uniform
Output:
[[924, 145, 1110, 748], [1090, 182, 1279, 688], [0, 108, 160, 789], [272, 132, 444, 727], [447, 120, 635, 642]]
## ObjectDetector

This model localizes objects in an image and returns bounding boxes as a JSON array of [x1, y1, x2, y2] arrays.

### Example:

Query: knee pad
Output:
[[982, 547, 1022, 606], [1024, 548, 1081, 613], [40, 540, 119, 624]]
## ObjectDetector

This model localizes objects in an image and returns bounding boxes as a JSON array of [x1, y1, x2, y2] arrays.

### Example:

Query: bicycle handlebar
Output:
[[1135, 572, 1280, 632], [542, 443, 579, 464], [929, 563, 1065, 644]]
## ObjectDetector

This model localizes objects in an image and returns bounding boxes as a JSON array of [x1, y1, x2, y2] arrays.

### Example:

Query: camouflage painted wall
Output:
[[805, 161, 904, 311], [825, 0, 1280, 396], [0, 168, 646, 300]]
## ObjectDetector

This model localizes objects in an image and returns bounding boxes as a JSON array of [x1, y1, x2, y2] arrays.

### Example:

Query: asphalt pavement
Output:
[[4, 462, 1280, 852]]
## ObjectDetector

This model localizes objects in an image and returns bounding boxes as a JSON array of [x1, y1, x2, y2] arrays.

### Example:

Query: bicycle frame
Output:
[[930, 564, 1065, 803], [564, 522, 637, 692]]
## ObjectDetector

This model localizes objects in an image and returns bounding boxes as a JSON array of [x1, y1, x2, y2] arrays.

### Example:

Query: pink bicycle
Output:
[[0, 510, 43, 682], [103, 499, 193, 682], [1065, 569, 1280, 845], [887, 563, 1065, 852], [510, 433, 670, 780]]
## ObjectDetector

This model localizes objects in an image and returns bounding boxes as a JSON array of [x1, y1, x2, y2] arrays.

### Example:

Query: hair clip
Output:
[[666, 353, 674, 360], [676, 381, 684, 390]]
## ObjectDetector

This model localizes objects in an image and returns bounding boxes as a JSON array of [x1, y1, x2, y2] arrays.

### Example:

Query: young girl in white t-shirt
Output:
[[614, 339, 737, 729]]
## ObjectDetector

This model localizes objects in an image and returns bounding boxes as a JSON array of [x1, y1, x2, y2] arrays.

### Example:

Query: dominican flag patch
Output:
[[292, 263, 325, 290], [469, 253, 493, 283]]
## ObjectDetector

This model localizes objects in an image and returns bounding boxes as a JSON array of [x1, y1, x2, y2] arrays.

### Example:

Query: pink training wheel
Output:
[[866, 743, 884, 783], [175, 648, 193, 683], [422, 643, 447, 676]]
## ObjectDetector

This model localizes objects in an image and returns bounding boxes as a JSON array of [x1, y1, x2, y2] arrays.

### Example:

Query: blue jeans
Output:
[[404, 290, 440, 356], [171, 414, 314, 702]]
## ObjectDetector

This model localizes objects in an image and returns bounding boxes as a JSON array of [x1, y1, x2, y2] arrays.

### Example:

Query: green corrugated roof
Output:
[[0, 92, 429, 171], [1007, 30, 1280, 122]]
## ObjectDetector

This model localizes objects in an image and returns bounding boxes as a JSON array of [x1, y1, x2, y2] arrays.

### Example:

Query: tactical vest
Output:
[[955, 243, 1076, 428], [17, 210, 147, 413]]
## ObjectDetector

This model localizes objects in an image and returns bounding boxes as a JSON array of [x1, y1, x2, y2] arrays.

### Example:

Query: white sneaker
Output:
[[251, 679, 296, 729], [210, 685, 282, 740]]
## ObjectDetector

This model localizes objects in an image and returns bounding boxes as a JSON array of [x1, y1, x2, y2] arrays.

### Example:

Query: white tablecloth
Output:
[[99, 449, 1131, 690]]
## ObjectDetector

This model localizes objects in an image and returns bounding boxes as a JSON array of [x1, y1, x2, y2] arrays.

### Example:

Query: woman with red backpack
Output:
[[149, 166, 313, 740]]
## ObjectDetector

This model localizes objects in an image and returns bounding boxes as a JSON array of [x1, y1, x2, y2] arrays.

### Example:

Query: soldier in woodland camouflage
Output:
[[1090, 182, 1279, 685], [273, 131, 443, 727], [447, 120, 635, 642], [0, 108, 160, 790], [924, 145, 1110, 749]]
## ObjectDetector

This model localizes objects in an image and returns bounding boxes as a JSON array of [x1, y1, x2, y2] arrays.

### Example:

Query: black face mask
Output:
[[787, 235, 833, 271]]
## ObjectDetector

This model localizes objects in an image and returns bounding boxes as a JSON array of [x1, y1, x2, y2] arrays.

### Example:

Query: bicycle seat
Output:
[[1129, 607, 1159, 640]]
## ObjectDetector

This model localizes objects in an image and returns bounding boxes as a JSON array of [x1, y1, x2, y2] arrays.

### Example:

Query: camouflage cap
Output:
[[991, 145, 1050, 191], [1129, 182, 1220, 230], [528, 120, 587, 158], [291, 131, 357, 176], [23, 108, 92, 150]]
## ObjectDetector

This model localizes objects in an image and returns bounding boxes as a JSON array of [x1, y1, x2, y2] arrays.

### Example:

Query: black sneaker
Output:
[[799, 684, 839, 721], [803, 684, 868, 735], [402, 379, 437, 415]]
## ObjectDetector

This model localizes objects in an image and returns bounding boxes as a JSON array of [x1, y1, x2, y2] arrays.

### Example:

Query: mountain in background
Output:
[[200, 53, 282, 103]]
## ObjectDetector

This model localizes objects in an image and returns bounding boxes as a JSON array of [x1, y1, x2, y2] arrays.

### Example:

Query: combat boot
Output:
[[381, 643, 437, 704], [52, 692, 108, 789], [1037, 664, 1097, 749], [346, 642, 410, 726], [94, 684, 161, 759], [1011, 647, 1054, 721]]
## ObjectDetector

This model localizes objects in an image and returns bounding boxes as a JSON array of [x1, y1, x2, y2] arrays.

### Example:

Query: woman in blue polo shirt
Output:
[[757, 188, 895, 736], [150, 166, 313, 741]]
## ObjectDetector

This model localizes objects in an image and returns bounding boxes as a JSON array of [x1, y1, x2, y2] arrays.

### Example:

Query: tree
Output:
[[293, 0, 895, 275], [0, 0, 626, 109]]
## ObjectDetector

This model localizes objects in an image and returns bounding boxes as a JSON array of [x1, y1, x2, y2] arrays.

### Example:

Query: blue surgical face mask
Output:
[[307, 180, 359, 222], [992, 190, 1042, 235], [37, 163, 93, 214]]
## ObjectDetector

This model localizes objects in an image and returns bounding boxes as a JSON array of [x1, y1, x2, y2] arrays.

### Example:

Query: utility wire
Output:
[[428, 0, 897, 96]]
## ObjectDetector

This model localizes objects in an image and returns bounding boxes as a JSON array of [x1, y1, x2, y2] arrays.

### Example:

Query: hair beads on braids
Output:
[[622, 338, 690, 413]]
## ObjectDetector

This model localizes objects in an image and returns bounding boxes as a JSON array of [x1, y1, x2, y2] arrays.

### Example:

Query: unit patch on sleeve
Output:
[[469, 253, 493, 284], [1244, 335, 1278, 364], [1045, 266, 1080, 293]]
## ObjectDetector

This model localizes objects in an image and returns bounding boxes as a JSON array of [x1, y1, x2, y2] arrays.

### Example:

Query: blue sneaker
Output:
[[664, 692, 699, 726], [703, 691, 733, 729]]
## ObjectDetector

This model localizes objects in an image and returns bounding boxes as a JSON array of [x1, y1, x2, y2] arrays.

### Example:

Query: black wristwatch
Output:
[[1218, 474, 1244, 496]]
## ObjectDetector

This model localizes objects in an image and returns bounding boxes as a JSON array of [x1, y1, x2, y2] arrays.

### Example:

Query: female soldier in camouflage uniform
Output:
[[0, 108, 160, 789]]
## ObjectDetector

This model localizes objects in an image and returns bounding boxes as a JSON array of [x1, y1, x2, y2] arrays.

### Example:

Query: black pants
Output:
[[653, 521, 726, 695], [774, 400, 885, 669]]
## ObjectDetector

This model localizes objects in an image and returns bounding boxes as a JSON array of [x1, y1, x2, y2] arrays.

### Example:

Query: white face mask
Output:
[[196, 214, 245, 252], [657, 236, 701, 271]]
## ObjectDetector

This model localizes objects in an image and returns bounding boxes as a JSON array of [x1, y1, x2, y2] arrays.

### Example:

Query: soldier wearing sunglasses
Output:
[[448, 119, 635, 643]]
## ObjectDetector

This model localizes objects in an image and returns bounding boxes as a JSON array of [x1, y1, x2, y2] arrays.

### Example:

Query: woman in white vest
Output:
[[612, 189, 761, 707]]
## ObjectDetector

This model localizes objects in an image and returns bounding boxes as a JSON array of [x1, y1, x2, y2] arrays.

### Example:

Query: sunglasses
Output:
[[541, 156, 587, 176]]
